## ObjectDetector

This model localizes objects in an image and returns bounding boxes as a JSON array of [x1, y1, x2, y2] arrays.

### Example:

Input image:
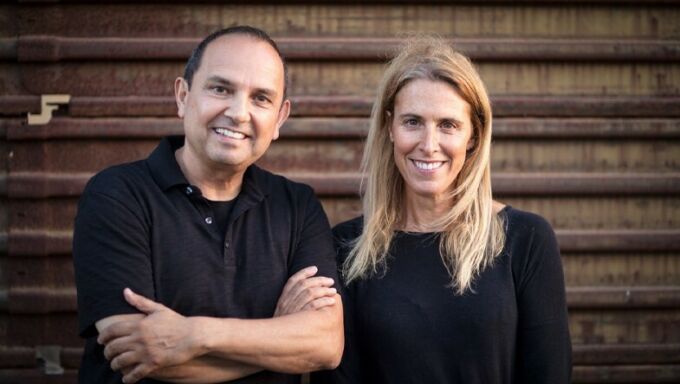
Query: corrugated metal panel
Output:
[[1, 1, 679, 382]]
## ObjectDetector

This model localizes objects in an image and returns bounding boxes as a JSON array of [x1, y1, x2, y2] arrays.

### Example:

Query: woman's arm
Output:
[[514, 217, 572, 383]]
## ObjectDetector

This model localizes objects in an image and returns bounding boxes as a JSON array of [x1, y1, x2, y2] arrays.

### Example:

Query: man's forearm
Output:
[[192, 295, 343, 374], [148, 355, 261, 383]]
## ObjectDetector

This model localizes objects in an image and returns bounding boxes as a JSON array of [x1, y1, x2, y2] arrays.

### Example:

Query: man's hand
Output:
[[98, 288, 203, 383], [274, 266, 337, 317]]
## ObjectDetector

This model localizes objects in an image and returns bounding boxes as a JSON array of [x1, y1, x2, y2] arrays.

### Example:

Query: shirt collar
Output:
[[146, 136, 270, 199], [147, 136, 187, 191]]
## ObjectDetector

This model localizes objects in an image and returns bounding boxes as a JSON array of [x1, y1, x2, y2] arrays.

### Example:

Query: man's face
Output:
[[175, 34, 290, 173]]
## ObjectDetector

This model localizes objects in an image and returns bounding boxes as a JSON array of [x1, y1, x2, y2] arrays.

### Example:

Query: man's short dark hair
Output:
[[183, 25, 289, 101]]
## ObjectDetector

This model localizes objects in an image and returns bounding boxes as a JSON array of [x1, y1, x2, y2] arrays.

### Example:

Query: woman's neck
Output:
[[400, 191, 454, 232]]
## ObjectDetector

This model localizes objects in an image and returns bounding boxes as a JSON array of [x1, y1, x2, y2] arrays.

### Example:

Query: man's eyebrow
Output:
[[253, 87, 278, 99], [205, 76, 233, 86], [204, 76, 278, 98]]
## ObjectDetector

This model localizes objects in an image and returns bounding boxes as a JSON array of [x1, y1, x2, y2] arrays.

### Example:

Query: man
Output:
[[73, 26, 343, 383]]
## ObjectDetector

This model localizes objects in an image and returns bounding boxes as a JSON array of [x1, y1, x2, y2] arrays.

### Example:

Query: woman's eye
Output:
[[441, 121, 458, 130], [404, 119, 419, 126]]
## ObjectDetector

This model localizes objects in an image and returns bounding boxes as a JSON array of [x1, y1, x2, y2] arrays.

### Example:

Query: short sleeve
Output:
[[513, 216, 572, 383], [287, 187, 339, 284], [73, 184, 155, 338]]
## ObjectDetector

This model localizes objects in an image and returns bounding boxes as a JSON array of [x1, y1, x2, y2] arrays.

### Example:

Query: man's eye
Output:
[[404, 119, 419, 126], [211, 86, 228, 94], [255, 95, 271, 103]]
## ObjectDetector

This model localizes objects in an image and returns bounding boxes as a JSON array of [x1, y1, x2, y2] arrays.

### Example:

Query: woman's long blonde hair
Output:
[[343, 37, 506, 294]]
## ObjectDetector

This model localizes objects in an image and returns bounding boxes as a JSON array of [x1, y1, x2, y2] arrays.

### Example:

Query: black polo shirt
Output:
[[73, 136, 338, 384]]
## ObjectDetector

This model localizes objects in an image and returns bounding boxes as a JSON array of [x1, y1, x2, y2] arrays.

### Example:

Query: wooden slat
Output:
[[0, 370, 77, 384], [0, 346, 82, 369], [1, 286, 678, 314], [574, 365, 680, 383], [1, 343, 678, 368], [3, 117, 679, 140], [2, 95, 680, 118], [6, 36, 678, 62], [573, 343, 680, 365], [3, 172, 679, 199], [3, 228, 678, 257], [567, 286, 680, 309], [14, 0, 680, 4]]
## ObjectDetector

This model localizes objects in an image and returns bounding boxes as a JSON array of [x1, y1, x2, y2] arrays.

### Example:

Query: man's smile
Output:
[[213, 127, 247, 140]]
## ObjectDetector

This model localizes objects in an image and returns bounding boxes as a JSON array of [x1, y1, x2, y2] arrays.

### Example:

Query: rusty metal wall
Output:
[[0, 1, 679, 383]]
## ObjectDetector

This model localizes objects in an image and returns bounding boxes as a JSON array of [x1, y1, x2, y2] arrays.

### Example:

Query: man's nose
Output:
[[224, 94, 250, 124]]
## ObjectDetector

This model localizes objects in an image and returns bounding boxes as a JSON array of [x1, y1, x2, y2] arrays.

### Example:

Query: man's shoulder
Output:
[[83, 159, 151, 198], [252, 165, 315, 198]]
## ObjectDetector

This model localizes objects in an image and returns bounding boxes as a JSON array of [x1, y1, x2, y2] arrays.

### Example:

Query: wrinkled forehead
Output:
[[197, 34, 285, 92]]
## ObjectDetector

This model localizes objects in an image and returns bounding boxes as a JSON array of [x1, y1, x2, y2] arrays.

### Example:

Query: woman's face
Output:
[[390, 78, 475, 201]]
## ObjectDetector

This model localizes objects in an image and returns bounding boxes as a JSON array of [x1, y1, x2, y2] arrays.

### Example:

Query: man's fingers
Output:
[[293, 286, 337, 309], [124, 288, 164, 314], [287, 276, 335, 304], [302, 296, 337, 311], [280, 266, 318, 296], [103, 335, 135, 361], [110, 350, 138, 371], [122, 363, 153, 384], [98, 321, 136, 345]]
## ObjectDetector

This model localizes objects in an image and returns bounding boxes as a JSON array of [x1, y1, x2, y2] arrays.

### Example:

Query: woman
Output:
[[313, 38, 571, 383]]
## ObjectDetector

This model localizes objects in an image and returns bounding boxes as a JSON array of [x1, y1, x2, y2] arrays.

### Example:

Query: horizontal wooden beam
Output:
[[2, 95, 680, 118], [567, 286, 680, 309], [5, 36, 678, 63], [0, 370, 77, 384], [574, 365, 680, 383], [3, 228, 679, 257], [1, 343, 678, 369], [299, 173, 680, 197], [2, 172, 678, 199], [3, 117, 679, 140], [1, 286, 678, 314], [0, 366, 678, 384], [13, 0, 680, 4]]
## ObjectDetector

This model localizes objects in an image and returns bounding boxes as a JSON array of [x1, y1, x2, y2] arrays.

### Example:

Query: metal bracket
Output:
[[27, 94, 71, 125], [35, 345, 64, 375]]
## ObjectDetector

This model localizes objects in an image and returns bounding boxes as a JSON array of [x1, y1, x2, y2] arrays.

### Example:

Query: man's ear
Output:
[[273, 99, 291, 141], [174, 77, 189, 118]]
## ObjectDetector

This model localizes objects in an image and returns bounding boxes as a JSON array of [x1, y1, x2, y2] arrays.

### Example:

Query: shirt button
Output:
[[185, 186, 193, 195], [224, 241, 230, 249], [205, 217, 213, 224]]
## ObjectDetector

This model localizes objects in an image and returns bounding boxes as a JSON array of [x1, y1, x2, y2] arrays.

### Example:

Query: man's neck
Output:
[[175, 146, 244, 201]]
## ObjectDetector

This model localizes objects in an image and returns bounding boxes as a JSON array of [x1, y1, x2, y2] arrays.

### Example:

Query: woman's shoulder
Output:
[[332, 216, 364, 242], [501, 205, 556, 241], [331, 216, 363, 265]]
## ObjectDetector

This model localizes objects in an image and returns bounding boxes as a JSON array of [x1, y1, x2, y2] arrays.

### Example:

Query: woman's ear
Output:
[[386, 111, 394, 142]]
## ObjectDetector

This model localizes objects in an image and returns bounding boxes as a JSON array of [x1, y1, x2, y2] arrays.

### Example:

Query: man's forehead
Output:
[[198, 34, 284, 86]]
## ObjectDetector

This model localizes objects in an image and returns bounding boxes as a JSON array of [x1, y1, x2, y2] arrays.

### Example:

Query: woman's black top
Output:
[[312, 206, 571, 384]]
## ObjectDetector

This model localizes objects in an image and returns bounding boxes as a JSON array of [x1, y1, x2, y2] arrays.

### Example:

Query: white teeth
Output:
[[413, 160, 444, 170], [214, 127, 246, 140]]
